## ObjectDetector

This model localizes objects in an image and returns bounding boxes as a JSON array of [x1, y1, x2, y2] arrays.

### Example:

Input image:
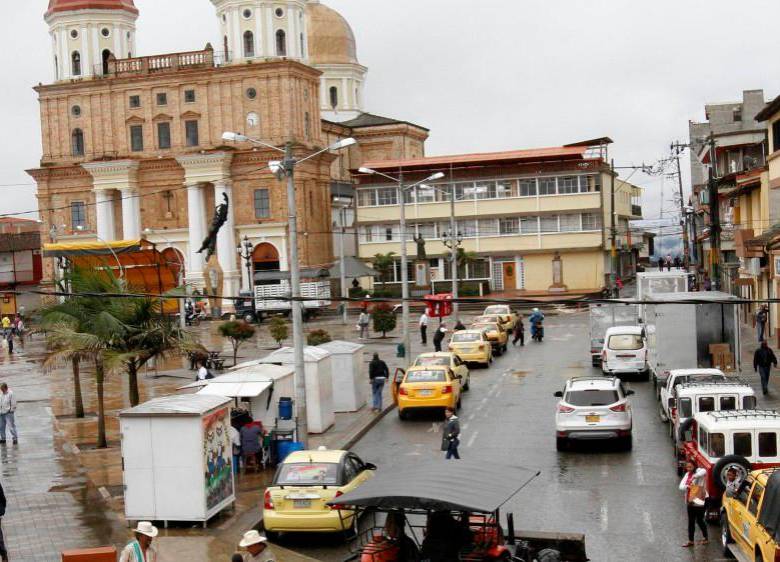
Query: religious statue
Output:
[[197, 193, 229, 261], [413, 234, 427, 260]]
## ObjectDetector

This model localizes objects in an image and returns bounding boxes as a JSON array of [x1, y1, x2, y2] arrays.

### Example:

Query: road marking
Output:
[[642, 511, 654, 542], [466, 431, 478, 448], [601, 464, 609, 478], [427, 423, 441, 433], [635, 461, 645, 484], [600, 501, 608, 532], [467, 413, 476, 421]]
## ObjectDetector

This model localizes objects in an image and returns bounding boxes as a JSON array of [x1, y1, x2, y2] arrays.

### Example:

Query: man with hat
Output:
[[119, 521, 158, 562], [238, 530, 276, 561]]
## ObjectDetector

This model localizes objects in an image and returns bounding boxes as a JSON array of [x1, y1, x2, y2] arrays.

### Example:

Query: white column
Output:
[[265, 6, 274, 55], [232, 8, 242, 61], [187, 183, 207, 283], [214, 180, 240, 311], [94, 189, 116, 241], [254, 12, 263, 57], [121, 188, 141, 239], [80, 26, 91, 77]]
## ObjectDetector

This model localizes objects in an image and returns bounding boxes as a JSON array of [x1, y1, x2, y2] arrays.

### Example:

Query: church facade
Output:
[[29, 0, 429, 309]]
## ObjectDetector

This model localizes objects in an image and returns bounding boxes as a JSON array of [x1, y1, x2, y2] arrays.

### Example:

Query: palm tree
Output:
[[456, 248, 479, 291]]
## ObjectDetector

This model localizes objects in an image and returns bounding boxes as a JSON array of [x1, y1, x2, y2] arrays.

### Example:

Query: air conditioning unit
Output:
[[743, 257, 761, 276]]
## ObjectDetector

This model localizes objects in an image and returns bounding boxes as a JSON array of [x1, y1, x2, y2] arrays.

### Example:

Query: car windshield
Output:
[[607, 334, 643, 350], [414, 356, 450, 367], [452, 332, 480, 343], [405, 370, 447, 383], [275, 463, 340, 486], [484, 306, 507, 315], [476, 316, 500, 324], [473, 323, 498, 332], [565, 389, 619, 407]]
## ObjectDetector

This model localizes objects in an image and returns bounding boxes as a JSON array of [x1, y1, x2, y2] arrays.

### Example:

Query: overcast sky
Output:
[[2, 0, 779, 228]]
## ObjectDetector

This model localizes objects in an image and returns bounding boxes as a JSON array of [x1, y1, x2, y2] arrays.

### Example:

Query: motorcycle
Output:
[[531, 320, 544, 342]]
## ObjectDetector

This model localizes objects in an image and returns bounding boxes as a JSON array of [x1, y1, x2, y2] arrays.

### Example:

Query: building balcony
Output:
[[96, 48, 229, 78]]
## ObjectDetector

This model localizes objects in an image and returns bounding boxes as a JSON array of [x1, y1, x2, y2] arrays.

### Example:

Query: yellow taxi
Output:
[[483, 305, 518, 331], [721, 467, 780, 561], [263, 448, 376, 539], [393, 365, 464, 420], [471, 321, 508, 356], [448, 329, 492, 368], [412, 352, 470, 390]]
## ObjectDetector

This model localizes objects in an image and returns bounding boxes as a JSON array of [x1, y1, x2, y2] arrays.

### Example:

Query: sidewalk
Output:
[[0, 313, 437, 561]]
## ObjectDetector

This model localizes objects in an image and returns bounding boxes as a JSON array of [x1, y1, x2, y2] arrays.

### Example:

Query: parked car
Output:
[[679, 410, 780, 520], [412, 352, 470, 391], [448, 329, 492, 368], [470, 321, 508, 355], [601, 326, 648, 379], [670, 381, 757, 463], [263, 448, 376, 540], [554, 376, 634, 451], [721, 467, 780, 560], [393, 365, 465, 420], [482, 305, 518, 331], [658, 368, 727, 422]]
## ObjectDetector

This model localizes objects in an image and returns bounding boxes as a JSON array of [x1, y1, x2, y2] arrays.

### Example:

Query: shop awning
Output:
[[197, 380, 273, 398], [43, 239, 145, 257]]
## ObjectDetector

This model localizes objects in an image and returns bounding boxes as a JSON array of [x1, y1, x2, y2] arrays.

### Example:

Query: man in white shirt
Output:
[[419, 312, 429, 345], [238, 530, 276, 561], [0, 384, 17, 445], [119, 521, 158, 562], [197, 361, 209, 381]]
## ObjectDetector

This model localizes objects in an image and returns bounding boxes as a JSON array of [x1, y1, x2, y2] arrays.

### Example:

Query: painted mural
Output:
[[203, 407, 233, 511]]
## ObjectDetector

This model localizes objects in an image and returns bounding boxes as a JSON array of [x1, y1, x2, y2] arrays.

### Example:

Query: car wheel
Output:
[[642, 370, 651, 382], [342, 515, 358, 541], [720, 512, 734, 557], [622, 434, 633, 452], [264, 530, 280, 542], [658, 402, 668, 423], [556, 437, 568, 452], [712, 456, 751, 494], [502, 344, 508, 353], [398, 409, 407, 420], [457, 398, 462, 410]]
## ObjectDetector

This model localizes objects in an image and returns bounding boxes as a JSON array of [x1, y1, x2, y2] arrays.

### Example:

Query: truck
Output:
[[635, 270, 693, 319], [644, 291, 741, 391], [588, 302, 640, 366], [252, 268, 331, 321]]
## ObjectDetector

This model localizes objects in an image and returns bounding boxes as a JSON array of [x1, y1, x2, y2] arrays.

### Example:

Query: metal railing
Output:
[[91, 50, 232, 78]]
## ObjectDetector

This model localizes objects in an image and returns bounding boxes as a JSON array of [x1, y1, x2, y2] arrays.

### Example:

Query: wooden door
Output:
[[502, 262, 516, 290]]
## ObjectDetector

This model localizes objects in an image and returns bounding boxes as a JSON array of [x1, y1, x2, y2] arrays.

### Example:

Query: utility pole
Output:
[[610, 159, 618, 293], [706, 134, 721, 291], [671, 142, 691, 270], [397, 170, 411, 368], [443, 189, 462, 319], [339, 206, 348, 325]]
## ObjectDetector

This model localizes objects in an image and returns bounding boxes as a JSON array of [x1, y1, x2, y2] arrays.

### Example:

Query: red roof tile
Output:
[[46, 0, 138, 17]]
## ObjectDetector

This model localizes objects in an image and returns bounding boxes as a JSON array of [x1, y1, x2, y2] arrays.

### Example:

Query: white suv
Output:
[[554, 377, 635, 451], [601, 326, 648, 379]]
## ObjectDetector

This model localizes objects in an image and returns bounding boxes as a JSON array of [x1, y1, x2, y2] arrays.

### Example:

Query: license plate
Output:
[[586, 415, 600, 423], [418, 390, 433, 397], [293, 500, 311, 508]]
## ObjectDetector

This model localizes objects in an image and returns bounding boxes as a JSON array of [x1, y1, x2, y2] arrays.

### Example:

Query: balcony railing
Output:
[[93, 49, 230, 78]]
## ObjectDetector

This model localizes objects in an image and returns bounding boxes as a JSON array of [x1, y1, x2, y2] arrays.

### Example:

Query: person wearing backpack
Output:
[[679, 460, 708, 548]]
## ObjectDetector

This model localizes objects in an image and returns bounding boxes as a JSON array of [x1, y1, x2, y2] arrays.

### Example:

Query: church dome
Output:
[[45, 0, 138, 17], [306, 0, 358, 65]]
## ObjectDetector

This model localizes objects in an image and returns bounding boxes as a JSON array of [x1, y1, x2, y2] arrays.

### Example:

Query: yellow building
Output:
[[354, 139, 642, 296]]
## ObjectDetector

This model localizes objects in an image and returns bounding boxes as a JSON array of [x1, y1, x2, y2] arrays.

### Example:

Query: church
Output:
[[28, 0, 429, 309]]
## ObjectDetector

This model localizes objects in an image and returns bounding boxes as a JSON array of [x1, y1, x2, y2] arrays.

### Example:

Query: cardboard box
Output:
[[709, 343, 731, 355], [61, 546, 117, 562]]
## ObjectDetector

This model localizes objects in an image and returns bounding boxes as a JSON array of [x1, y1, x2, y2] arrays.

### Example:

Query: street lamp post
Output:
[[224, 132, 356, 447], [357, 168, 445, 367], [237, 235, 254, 293]]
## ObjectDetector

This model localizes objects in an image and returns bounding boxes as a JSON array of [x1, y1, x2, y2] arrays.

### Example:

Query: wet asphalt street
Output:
[[276, 310, 731, 562]]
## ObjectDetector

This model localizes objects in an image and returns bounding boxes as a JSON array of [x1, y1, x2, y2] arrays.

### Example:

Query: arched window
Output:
[[71, 51, 81, 76], [101, 49, 112, 75], [329, 86, 339, 109], [243, 30, 255, 58], [275, 30, 286, 57], [71, 129, 85, 157]]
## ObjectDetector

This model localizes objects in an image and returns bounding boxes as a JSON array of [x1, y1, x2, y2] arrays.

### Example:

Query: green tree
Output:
[[372, 252, 396, 288], [218, 320, 256, 366], [306, 329, 332, 346], [269, 317, 289, 348], [372, 302, 396, 338], [456, 249, 479, 291]]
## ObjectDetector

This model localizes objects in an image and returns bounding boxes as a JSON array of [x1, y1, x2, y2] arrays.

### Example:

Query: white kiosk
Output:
[[120, 394, 235, 527], [259, 346, 335, 433], [319, 340, 366, 412]]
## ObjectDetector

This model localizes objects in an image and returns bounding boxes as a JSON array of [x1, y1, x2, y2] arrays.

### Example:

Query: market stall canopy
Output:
[[43, 238, 179, 313], [120, 394, 231, 417], [328, 460, 539, 513], [328, 256, 377, 279], [258, 346, 331, 364], [178, 369, 289, 398]]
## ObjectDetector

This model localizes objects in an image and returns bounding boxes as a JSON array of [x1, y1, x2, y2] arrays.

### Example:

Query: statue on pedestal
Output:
[[413, 234, 427, 260], [197, 192, 229, 261]]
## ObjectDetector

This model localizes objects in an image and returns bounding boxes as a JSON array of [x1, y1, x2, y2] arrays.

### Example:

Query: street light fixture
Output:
[[223, 132, 357, 446], [358, 168, 445, 367], [236, 235, 254, 293]]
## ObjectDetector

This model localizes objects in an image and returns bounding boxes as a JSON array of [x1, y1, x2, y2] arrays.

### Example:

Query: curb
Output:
[[341, 403, 396, 451]]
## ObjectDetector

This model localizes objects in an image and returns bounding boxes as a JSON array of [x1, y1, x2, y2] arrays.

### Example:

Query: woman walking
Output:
[[369, 353, 389, 412], [512, 316, 525, 346], [679, 460, 708, 547]]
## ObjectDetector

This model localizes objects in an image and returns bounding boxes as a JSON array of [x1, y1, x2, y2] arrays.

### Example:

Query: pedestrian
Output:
[[4, 333, 11, 356], [441, 407, 461, 460], [229, 424, 241, 476], [0, 384, 17, 445], [240, 418, 262, 471], [754, 340, 778, 395], [0, 318, 8, 337], [454, 319, 466, 332], [703, 276, 712, 291], [679, 460, 708, 548], [352, 278, 360, 291], [196, 360, 210, 381], [369, 353, 389, 412], [119, 521, 158, 562], [674, 255, 682, 269], [14, 316, 23, 344], [666, 254, 673, 272], [512, 316, 525, 346], [0, 480, 7, 562], [433, 323, 447, 353], [358, 310, 370, 340], [419, 310, 429, 345], [238, 530, 276, 561], [756, 305, 769, 343], [724, 467, 742, 498]]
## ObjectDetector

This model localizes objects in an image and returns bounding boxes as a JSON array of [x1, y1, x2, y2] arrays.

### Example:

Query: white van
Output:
[[601, 326, 648, 379]]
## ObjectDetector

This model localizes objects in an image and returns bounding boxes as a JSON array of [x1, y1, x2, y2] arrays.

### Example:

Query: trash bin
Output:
[[278, 397, 293, 420], [396, 343, 405, 358], [277, 441, 305, 462], [271, 428, 295, 465]]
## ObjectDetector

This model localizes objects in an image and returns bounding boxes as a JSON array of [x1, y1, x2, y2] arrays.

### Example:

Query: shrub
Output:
[[371, 302, 397, 338], [268, 317, 289, 348], [307, 329, 332, 346]]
